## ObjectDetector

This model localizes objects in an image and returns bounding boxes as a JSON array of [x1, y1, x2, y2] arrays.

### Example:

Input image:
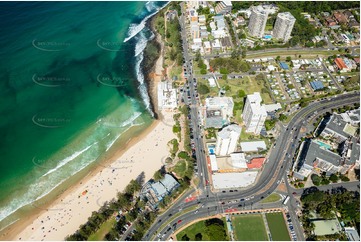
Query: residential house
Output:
[[334, 11, 348, 24]]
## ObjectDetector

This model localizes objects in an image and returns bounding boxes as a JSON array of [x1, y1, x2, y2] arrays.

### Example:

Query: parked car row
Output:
[[286, 213, 297, 241]]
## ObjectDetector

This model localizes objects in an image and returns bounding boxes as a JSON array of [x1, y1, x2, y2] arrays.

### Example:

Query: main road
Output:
[[145, 88, 360, 240], [144, 3, 360, 240]]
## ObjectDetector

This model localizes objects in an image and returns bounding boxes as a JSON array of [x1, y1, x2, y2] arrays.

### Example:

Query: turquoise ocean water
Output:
[[0, 1, 167, 229]]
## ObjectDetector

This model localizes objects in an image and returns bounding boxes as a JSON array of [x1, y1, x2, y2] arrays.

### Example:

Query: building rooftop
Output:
[[209, 154, 218, 171], [304, 140, 341, 167], [278, 12, 296, 21], [263, 103, 282, 112], [246, 92, 268, 115], [345, 227, 360, 241], [349, 137, 360, 165], [212, 171, 258, 189], [247, 157, 266, 169], [324, 113, 352, 140], [335, 58, 347, 69], [310, 80, 324, 90], [218, 124, 242, 139], [222, 1, 232, 7], [230, 153, 248, 169], [240, 141, 267, 152], [206, 96, 234, 109], [279, 62, 289, 70], [161, 174, 179, 191]]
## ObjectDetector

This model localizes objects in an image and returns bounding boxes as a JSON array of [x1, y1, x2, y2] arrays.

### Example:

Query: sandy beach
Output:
[[10, 111, 174, 240], [2, 18, 171, 241]]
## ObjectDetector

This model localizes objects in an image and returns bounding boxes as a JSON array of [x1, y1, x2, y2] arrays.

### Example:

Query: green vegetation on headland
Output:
[[177, 218, 229, 241]]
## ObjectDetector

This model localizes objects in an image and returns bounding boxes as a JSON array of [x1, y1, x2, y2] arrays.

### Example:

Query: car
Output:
[[167, 227, 171, 232], [238, 204, 242, 207], [221, 202, 225, 205], [292, 192, 297, 195], [177, 220, 182, 224], [158, 219, 162, 223], [168, 213, 172, 217], [194, 210, 199, 214], [222, 190, 226, 193], [230, 190, 234, 192], [240, 198, 245, 201]]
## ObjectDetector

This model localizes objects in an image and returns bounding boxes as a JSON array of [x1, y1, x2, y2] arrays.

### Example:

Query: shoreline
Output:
[[1, 7, 169, 241]]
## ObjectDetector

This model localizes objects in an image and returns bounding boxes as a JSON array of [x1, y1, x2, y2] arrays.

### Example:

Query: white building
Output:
[[248, 6, 268, 38], [240, 141, 267, 152], [215, 1, 232, 15], [198, 14, 206, 24], [273, 12, 296, 42], [242, 92, 267, 134], [216, 124, 242, 156], [203, 41, 211, 53], [212, 30, 227, 39], [212, 38, 222, 51], [206, 97, 234, 119], [157, 81, 177, 110]]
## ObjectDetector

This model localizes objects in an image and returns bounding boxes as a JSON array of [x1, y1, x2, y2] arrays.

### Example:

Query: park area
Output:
[[231, 214, 268, 241], [265, 212, 291, 241], [176, 218, 229, 241]]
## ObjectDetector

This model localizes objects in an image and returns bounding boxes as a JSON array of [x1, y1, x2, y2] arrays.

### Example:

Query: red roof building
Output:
[[247, 157, 265, 169], [353, 58, 360, 64], [335, 58, 347, 70], [333, 12, 348, 24]]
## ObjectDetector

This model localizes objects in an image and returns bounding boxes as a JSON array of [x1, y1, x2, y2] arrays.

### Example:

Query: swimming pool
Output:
[[207, 144, 216, 155], [264, 35, 272, 39], [316, 140, 332, 150]]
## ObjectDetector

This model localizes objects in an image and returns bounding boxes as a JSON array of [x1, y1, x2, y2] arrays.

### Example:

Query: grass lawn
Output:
[[176, 218, 229, 241], [169, 65, 182, 81], [265, 213, 291, 241], [217, 76, 273, 104], [171, 160, 187, 178], [88, 218, 115, 241], [260, 193, 281, 203], [232, 214, 268, 241]]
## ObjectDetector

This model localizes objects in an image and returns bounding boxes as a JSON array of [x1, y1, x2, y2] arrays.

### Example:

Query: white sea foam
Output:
[[123, 2, 167, 43], [105, 111, 143, 151], [134, 37, 154, 116], [41, 143, 95, 178]]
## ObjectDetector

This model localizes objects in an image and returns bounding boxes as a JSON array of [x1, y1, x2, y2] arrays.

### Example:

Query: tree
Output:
[[286, 56, 292, 62], [329, 174, 339, 183], [195, 233, 203, 241], [181, 234, 190, 241], [279, 114, 287, 121], [237, 89, 246, 98], [153, 170, 163, 181], [339, 174, 350, 182], [198, 83, 210, 95], [311, 174, 321, 186]]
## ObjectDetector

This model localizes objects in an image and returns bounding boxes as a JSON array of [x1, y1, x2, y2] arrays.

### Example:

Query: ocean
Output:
[[0, 1, 167, 229]]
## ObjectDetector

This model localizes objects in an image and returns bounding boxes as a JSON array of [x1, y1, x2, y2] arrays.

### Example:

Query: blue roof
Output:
[[310, 81, 324, 90], [279, 62, 289, 70]]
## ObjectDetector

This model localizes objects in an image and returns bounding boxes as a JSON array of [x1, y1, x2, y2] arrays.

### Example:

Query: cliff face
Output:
[[142, 18, 162, 120]]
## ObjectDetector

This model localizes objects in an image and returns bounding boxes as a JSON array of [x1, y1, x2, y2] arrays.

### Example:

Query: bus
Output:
[[283, 196, 290, 205]]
